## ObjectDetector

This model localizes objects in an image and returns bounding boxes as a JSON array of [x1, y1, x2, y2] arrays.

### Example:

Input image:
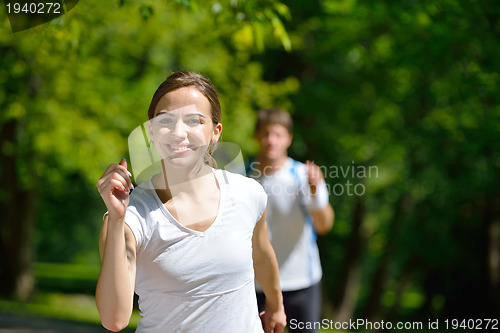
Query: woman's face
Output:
[[150, 86, 222, 168]]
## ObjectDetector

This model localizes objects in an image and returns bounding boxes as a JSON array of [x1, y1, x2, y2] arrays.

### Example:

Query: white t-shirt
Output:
[[124, 169, 267, 333], [249, 158, 326, 291]]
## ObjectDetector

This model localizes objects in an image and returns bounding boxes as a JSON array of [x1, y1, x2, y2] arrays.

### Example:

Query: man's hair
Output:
[[255, 108, 293, 134]]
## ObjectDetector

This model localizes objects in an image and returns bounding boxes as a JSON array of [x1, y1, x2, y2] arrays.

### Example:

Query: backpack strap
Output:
[[290, 159, 318, 285], [245, 156, 255, 176], [290, 159, 317, 241]]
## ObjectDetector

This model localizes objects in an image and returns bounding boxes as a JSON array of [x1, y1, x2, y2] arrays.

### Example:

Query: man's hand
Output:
[[306, 160, 324, 195]]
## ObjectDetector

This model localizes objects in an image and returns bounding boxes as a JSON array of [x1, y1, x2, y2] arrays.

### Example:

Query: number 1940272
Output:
[[6, 2, 61, 14], [444, 318, 498, 330]]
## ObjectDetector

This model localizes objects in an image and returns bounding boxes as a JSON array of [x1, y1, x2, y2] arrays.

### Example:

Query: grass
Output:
[[0, 262, 468, 333], [1, 292, 111, 325], [33, 262, 101, 294], [0, 262, 141, 330]]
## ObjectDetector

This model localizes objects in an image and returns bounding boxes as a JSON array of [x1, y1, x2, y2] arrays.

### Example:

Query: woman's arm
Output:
[[95, 159, 136, 332], [96, 215, 137, 332], [252, 209, 287, 333]]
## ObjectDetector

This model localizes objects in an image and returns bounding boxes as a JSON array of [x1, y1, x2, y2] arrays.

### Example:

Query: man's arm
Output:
[[306, 160, 335, 235], [310, 204, 334, 235]]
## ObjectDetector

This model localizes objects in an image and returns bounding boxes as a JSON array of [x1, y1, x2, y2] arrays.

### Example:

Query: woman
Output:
[[95, 71, 286, 333]]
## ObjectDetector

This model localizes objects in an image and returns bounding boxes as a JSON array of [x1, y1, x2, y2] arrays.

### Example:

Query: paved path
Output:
[[0, 312, 134, 333]]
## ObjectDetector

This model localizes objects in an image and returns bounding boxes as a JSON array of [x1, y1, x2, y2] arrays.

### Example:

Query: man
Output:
[[248, 108, 334, 333]]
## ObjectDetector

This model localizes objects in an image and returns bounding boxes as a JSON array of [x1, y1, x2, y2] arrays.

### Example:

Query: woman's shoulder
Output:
[[127, 180, 159, 211], [215, 169, 267, 217], [215, 168, 263, 188], [215, 169, 266, 201]]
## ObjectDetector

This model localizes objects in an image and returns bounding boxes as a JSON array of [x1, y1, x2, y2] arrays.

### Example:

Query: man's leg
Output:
[[256, 291, 266, 313], [283, 282, 322, 333]]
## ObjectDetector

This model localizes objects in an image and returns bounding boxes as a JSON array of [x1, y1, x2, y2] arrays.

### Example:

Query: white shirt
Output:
[[249, 158, 326, 291], [124, 169, 267, 332]]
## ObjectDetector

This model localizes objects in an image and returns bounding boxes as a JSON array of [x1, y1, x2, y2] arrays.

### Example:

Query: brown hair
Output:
[[255, 108, 293, 134], [148, 71, 221, 167], [148, 70, 221, 124]]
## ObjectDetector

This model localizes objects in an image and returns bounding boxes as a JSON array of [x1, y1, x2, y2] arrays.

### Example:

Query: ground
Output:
[[0, 312, 115, 333]]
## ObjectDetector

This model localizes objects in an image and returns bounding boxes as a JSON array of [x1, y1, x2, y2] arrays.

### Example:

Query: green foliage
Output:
[[0, 0, 295, 185], [268, 0, 500, 320], [0, 0, 296, 282], [2, 0, 499, 322]]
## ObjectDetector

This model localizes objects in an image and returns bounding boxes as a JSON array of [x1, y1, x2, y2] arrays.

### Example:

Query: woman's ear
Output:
[[211, 123, 223, 143]]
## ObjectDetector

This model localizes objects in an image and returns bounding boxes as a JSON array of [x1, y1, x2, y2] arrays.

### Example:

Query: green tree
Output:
[[0, 0, 294, 298], [254, 0, 500, 321]]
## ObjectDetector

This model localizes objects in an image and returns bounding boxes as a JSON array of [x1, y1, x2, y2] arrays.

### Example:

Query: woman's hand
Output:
[[96, 158, 134, 220], [260, 305, 287, 333]]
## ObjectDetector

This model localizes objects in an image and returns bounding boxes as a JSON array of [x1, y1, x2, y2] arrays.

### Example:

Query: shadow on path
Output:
[[0, 312, 135, 333]]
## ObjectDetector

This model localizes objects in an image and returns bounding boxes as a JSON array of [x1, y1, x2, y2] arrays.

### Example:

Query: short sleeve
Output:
[[253, 180, 268, 222], [124, 207, 144, 248], [123, 192, 150, 251], [101, 201, 147, 250]]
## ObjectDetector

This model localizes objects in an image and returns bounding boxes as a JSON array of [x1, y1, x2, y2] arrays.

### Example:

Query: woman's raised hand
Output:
[[96, 158, 134, 221]]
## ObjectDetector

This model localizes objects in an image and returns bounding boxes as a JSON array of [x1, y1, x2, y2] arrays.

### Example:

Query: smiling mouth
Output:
[[167, 144, 193, 152]]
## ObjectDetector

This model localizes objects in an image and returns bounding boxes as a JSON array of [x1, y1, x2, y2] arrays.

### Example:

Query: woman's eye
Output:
[[159, 118, 172, 125], [186, 119, 201, 125]]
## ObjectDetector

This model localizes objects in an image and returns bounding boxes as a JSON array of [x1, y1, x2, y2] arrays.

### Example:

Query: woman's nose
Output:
[[171, 120, 188, 139]]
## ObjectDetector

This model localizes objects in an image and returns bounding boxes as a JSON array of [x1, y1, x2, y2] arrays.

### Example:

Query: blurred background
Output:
[[1, 0, 499, 331]]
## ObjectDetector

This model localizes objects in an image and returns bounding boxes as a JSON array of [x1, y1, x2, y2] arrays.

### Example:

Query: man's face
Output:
[[255, 124, 292, 161]]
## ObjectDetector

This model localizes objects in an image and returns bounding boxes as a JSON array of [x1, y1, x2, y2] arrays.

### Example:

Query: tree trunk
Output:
[[0, 119, 38, 299], [333, 198, 365, 322], [385, 258, 417, 325], [362, 194, 413, 321], [483, 196, 500, 317]]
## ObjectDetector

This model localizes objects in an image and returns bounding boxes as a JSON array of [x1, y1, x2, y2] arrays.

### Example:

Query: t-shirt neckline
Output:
[[148, 168, 224, 237]]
